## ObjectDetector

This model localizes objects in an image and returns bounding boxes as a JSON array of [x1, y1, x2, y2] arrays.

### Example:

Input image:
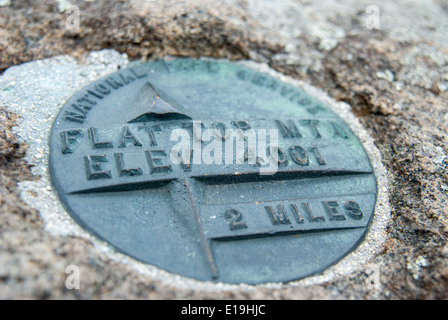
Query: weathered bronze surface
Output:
[[49, 59, 377, 284]]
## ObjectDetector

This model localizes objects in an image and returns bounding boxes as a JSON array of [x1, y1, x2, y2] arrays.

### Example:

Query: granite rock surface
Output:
[[0, 0, 447, 299]]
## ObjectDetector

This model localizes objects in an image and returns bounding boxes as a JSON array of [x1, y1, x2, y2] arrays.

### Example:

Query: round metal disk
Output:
[[49, 59, 377, 284]]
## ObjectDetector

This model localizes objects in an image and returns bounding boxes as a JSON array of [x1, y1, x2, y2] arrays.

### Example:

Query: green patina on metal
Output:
[[49, 59, 377, 284]]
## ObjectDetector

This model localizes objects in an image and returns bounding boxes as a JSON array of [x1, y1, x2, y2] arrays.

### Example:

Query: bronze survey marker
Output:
[[49, 59, 377, 284]]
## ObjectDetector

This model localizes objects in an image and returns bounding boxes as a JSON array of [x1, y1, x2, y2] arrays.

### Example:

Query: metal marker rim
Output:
[[3, 52, 390, 292]]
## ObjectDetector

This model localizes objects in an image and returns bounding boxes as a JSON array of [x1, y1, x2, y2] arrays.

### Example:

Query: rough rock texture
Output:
[[0, 0, 447, 299], [0, 0, 282, 72]]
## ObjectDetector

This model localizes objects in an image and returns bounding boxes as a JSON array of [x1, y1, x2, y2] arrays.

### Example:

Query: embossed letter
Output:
[[300, 120, 322, 138], [276, 120, 302, 138], [290, 204, 305, 224], [225, 209, 248, 231], [265, 205, 292, 225], [330, 121, 349, 139], [88, 128, 113, 149], [310, 146, 326, 165], [139, 124, 161, 147], [302, 202, 325, 222], [146, 150, 172, 174], [289, 145, 309, 166], [119, 126, 142, 148], [114, 153, 143, 177], [61, 129, 82, 154], [322, 201, 346, 221], [344, 201, 363, 220], [84, 155, 112, 180]]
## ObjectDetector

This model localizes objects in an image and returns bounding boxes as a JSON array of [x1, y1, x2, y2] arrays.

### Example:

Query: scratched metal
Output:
[[49, 59, 377, 284]]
